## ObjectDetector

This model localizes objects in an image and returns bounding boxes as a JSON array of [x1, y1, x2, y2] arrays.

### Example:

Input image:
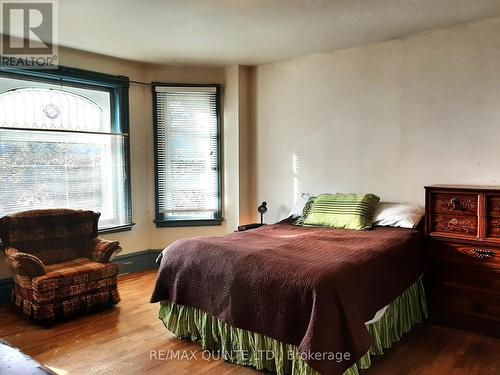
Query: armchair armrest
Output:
[[5, 247, 47, 277], [90, 238, 122, 263]]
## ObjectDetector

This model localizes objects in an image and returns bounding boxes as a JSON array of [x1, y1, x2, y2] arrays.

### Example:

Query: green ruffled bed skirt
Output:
[[158, 277, 427, 375]]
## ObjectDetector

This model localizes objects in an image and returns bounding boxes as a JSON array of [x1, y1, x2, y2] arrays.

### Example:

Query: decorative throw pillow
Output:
[[299, 193, 380, 230]]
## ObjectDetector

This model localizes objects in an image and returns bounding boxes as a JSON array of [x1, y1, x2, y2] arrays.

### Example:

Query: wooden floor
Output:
[[0, 271, 498, 375]]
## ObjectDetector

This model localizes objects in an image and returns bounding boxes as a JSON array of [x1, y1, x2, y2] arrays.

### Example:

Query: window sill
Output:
[[99, 223, 135, 234], [155, 219, 223, 228]]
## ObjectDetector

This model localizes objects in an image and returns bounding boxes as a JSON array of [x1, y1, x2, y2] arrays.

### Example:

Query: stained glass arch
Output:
[[0, 88, 105, 132]]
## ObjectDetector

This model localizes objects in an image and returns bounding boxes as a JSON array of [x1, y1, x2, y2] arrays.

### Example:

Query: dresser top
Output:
[[425, 184, 500, 191]]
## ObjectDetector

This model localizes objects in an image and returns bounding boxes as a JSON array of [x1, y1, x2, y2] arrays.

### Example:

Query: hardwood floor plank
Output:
[[0, 270, 498, 375]]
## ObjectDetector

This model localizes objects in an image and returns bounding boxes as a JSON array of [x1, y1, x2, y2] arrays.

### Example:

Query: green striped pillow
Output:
[[300, 193, 380, 230]]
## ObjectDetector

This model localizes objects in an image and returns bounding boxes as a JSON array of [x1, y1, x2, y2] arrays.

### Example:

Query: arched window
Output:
[[0, 88, 107, 132], [0, 70, 131, 232]]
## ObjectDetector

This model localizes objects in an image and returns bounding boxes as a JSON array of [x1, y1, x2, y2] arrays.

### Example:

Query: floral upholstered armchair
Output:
[[0, 209, 121, 324]]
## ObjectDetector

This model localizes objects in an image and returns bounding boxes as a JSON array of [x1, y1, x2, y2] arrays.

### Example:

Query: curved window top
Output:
[[0, 88, 108, 132]]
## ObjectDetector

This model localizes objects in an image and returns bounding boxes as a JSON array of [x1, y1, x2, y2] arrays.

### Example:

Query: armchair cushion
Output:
[[32, 258, 119, 293], [5, 247, 47, 277], [90, 239, 122, 263]]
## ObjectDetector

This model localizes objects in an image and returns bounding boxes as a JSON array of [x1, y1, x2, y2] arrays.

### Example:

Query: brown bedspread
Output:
[[151, 219, 425, 374]]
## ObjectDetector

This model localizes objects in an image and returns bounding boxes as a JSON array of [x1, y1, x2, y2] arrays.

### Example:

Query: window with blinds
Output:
[[153, 84, 222, 226], [0, 69, 132, 232]]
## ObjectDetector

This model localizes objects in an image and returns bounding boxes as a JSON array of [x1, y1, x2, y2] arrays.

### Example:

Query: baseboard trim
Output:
[[0, 278, 14, 305], [114, 249, 162, 275], [0, 249, 163, 305]]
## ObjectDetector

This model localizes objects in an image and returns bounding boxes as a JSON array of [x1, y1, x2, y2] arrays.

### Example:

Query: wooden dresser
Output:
[[425, 185, 500, 336]]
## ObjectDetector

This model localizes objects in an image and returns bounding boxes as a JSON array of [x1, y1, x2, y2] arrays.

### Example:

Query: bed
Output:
[[150, 217, 427, 375]]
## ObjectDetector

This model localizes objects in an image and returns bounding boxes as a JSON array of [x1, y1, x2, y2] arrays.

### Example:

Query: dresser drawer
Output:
[[487, 195, 500, 218], [431, 242, 500, 272], [430, 214, 478, 237], [433, 266, 500, 295], [431, 285, 500, 321], [487, 217, 500, 238], [431, 193, 478, 216]]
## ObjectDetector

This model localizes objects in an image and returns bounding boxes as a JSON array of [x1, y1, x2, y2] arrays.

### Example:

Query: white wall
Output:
[[253, 17, 500, 222]]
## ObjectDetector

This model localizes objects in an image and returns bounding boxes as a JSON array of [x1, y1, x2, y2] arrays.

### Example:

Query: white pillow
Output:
[[288, 193, 313, 218], [373, 202, 424, 229]]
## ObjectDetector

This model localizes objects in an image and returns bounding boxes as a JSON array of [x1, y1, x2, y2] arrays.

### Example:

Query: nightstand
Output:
[[425, 185, 500, 337], [237, 223, 266, 231]]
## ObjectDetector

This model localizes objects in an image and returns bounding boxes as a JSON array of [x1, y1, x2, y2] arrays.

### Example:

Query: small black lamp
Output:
[[258, 201, 267, 224]]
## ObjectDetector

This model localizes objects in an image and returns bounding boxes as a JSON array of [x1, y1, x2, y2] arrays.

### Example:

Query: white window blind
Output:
[[154, 85, 221, 224], [0, 74, 131, 231]]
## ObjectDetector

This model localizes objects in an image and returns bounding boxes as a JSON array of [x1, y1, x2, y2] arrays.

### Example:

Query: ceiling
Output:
[[40, 0, 500, 65]]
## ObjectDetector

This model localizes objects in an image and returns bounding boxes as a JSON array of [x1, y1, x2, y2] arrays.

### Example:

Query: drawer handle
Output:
[[472, 248, 494, 259], [448, 197, 462, 210]]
